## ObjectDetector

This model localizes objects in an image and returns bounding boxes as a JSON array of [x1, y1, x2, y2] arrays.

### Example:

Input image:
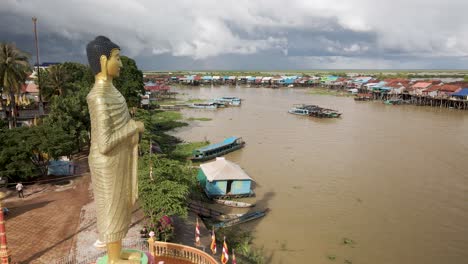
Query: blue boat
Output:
[[191, 137, 245, 162]]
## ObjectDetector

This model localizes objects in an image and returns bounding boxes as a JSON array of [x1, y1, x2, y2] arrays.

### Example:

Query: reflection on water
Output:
[[172, 86, 468, 264]]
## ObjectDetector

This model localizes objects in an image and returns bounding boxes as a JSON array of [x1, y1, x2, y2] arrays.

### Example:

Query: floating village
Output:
[[143, 73, 468, 111]]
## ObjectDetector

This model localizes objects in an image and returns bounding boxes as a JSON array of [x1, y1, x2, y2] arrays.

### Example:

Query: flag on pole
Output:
[[232, 249, 237, 264], [221, 237, 229, 264], [195, 218, 200, 245], [210, 226, 217, 254]]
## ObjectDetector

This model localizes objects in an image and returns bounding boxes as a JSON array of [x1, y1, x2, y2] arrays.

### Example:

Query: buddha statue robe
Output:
[[87, 79, 139, 243]]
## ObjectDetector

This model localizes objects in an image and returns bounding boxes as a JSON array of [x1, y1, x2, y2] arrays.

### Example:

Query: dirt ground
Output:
[[3, 152, 212, 263], [4, 154, 91, 264]]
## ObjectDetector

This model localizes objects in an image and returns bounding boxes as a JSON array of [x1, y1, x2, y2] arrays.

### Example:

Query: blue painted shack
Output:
[[197, 157, 253, 198]]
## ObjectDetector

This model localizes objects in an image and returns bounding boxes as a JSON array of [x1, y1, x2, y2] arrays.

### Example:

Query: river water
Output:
[[171, 86, 468, 264]]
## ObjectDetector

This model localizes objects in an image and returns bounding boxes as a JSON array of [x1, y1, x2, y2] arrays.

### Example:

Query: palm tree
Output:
[[42, 64, 70, 99], [0, 43, 31, 128]]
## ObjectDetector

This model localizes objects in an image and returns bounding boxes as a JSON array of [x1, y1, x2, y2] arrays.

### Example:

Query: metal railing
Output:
[[149, 240, 218, 264]]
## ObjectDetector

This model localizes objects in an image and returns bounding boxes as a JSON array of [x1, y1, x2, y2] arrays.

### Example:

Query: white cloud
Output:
[[2, 0, 468, 66]]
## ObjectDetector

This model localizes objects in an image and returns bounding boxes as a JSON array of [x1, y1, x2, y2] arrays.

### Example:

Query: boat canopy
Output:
[[196, 137, 240, 152], [200, 157, 253, 182]]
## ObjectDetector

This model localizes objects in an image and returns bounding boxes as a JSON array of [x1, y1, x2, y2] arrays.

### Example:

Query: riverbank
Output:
[[170, 86, 468, 264], [133, 108, 266, 263]]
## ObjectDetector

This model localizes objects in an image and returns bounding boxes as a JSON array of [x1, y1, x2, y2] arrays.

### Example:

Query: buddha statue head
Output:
[[86, 36, 122, 80]]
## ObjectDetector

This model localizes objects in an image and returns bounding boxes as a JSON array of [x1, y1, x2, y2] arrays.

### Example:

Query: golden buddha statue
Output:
[[86, 36, 144, 264]]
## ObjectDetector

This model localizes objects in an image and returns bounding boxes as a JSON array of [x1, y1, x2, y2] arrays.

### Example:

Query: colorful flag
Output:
[[221, 237, 229, 264], [232, 249, 237, 264], [210, 227, 217, 254], [195, 218, 200, 244]]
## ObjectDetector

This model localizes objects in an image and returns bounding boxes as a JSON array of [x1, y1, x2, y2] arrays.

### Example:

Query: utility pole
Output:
[[32, 17, 43, 115]]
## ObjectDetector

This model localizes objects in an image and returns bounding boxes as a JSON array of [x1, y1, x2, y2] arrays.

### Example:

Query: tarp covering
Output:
[[200, 157, 253, 182], [452, 88, 468, 96]]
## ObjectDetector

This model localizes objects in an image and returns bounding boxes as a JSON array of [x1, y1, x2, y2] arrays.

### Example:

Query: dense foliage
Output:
[[114, 56, 145, 107], [0, 55, 146, 180], [0, 43, 31, 128], [0, 125, 75, 181]]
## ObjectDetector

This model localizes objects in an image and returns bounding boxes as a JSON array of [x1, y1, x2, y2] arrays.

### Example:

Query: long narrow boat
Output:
[[354, 93, 373, 101], [213, 199, 255, 208], [214, 213, 245, 221], [288, 107, 309, 116], [190, 137, 245, 162], [213, 209, 269, 229], [188, 102, 218, 109], [215, 97, 242, 106]]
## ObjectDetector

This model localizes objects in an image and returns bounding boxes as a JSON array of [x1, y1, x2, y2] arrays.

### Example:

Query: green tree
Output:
[[44, 83, 91, 151], [0, 43, 31, 128], [43, 63, 93, 150], [39, 64, 70, 100], [113, 56, 145, 107], [464, 75, 468, 82], [138, 155, 196, 226], [0, 124, 75, 181]]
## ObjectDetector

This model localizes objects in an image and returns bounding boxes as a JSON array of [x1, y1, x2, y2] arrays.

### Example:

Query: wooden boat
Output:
[[188, 103, 218, 109], [213, 209, 269, 229], [291, 104, 342, 118], [213, 199, 254, 208], [354, 93, 373, 101], [384, 98, 402, 105], [215, 97, 242, 106], [191, 137, 245, 162], [288, 107, 309, 116], [214, 213, 245, 221]]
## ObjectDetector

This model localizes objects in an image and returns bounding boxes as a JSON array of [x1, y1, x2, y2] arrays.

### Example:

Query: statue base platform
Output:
[[96, 249, 150, 264]]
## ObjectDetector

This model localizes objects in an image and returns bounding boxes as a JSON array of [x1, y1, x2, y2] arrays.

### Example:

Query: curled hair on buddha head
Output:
[[86, 36, 120, 75]]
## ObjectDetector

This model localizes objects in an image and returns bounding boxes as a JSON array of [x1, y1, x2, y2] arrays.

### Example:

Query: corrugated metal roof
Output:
[[200, 157, 252, 181]]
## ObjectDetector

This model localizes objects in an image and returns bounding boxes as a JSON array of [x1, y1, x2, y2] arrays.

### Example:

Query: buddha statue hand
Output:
[[136, 121, 145, 133]]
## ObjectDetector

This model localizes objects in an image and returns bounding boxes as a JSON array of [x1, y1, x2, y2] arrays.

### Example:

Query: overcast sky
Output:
[[1, 0, 468, 70]]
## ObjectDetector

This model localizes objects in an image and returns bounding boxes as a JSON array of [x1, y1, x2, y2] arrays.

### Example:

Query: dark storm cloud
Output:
[[1, 0, 468, 69]]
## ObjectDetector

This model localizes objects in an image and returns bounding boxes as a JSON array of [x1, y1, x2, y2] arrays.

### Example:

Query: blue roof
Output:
[[452, 88, 468, 96], [196, 137, 239, 152], [202, 76, 213, 80], [247, 77, 256, 81]]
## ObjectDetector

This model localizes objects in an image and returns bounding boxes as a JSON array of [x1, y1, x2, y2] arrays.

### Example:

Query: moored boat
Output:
[[288, 107, 309, 116], [213, 209, 269, 229], [215, 96, 242, 106], [213, 199, 255, 208], [384, 98, 402, 105], [290, 104, 342, 118], [191, 137, 245, 162], [354, 93, 373, 101], [188, 102, 218, 109]]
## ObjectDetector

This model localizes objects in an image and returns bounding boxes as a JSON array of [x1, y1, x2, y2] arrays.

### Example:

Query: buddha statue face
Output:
[[86, 36, 122, 80], [104, 49, 123, 78]]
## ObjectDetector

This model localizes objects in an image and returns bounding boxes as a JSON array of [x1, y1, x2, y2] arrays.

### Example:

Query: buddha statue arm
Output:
[[89, 97, 139, 155]]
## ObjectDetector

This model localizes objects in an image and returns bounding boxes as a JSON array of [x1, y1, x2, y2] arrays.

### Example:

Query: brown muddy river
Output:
[[171, 86, 468, 264]]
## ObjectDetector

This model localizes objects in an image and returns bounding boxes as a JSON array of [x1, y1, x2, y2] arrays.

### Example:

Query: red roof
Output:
[[412, 82, 432, 89], [437, 84, 461, 92], [425, 84, 460, 93], [21, 83, 39, 93]]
